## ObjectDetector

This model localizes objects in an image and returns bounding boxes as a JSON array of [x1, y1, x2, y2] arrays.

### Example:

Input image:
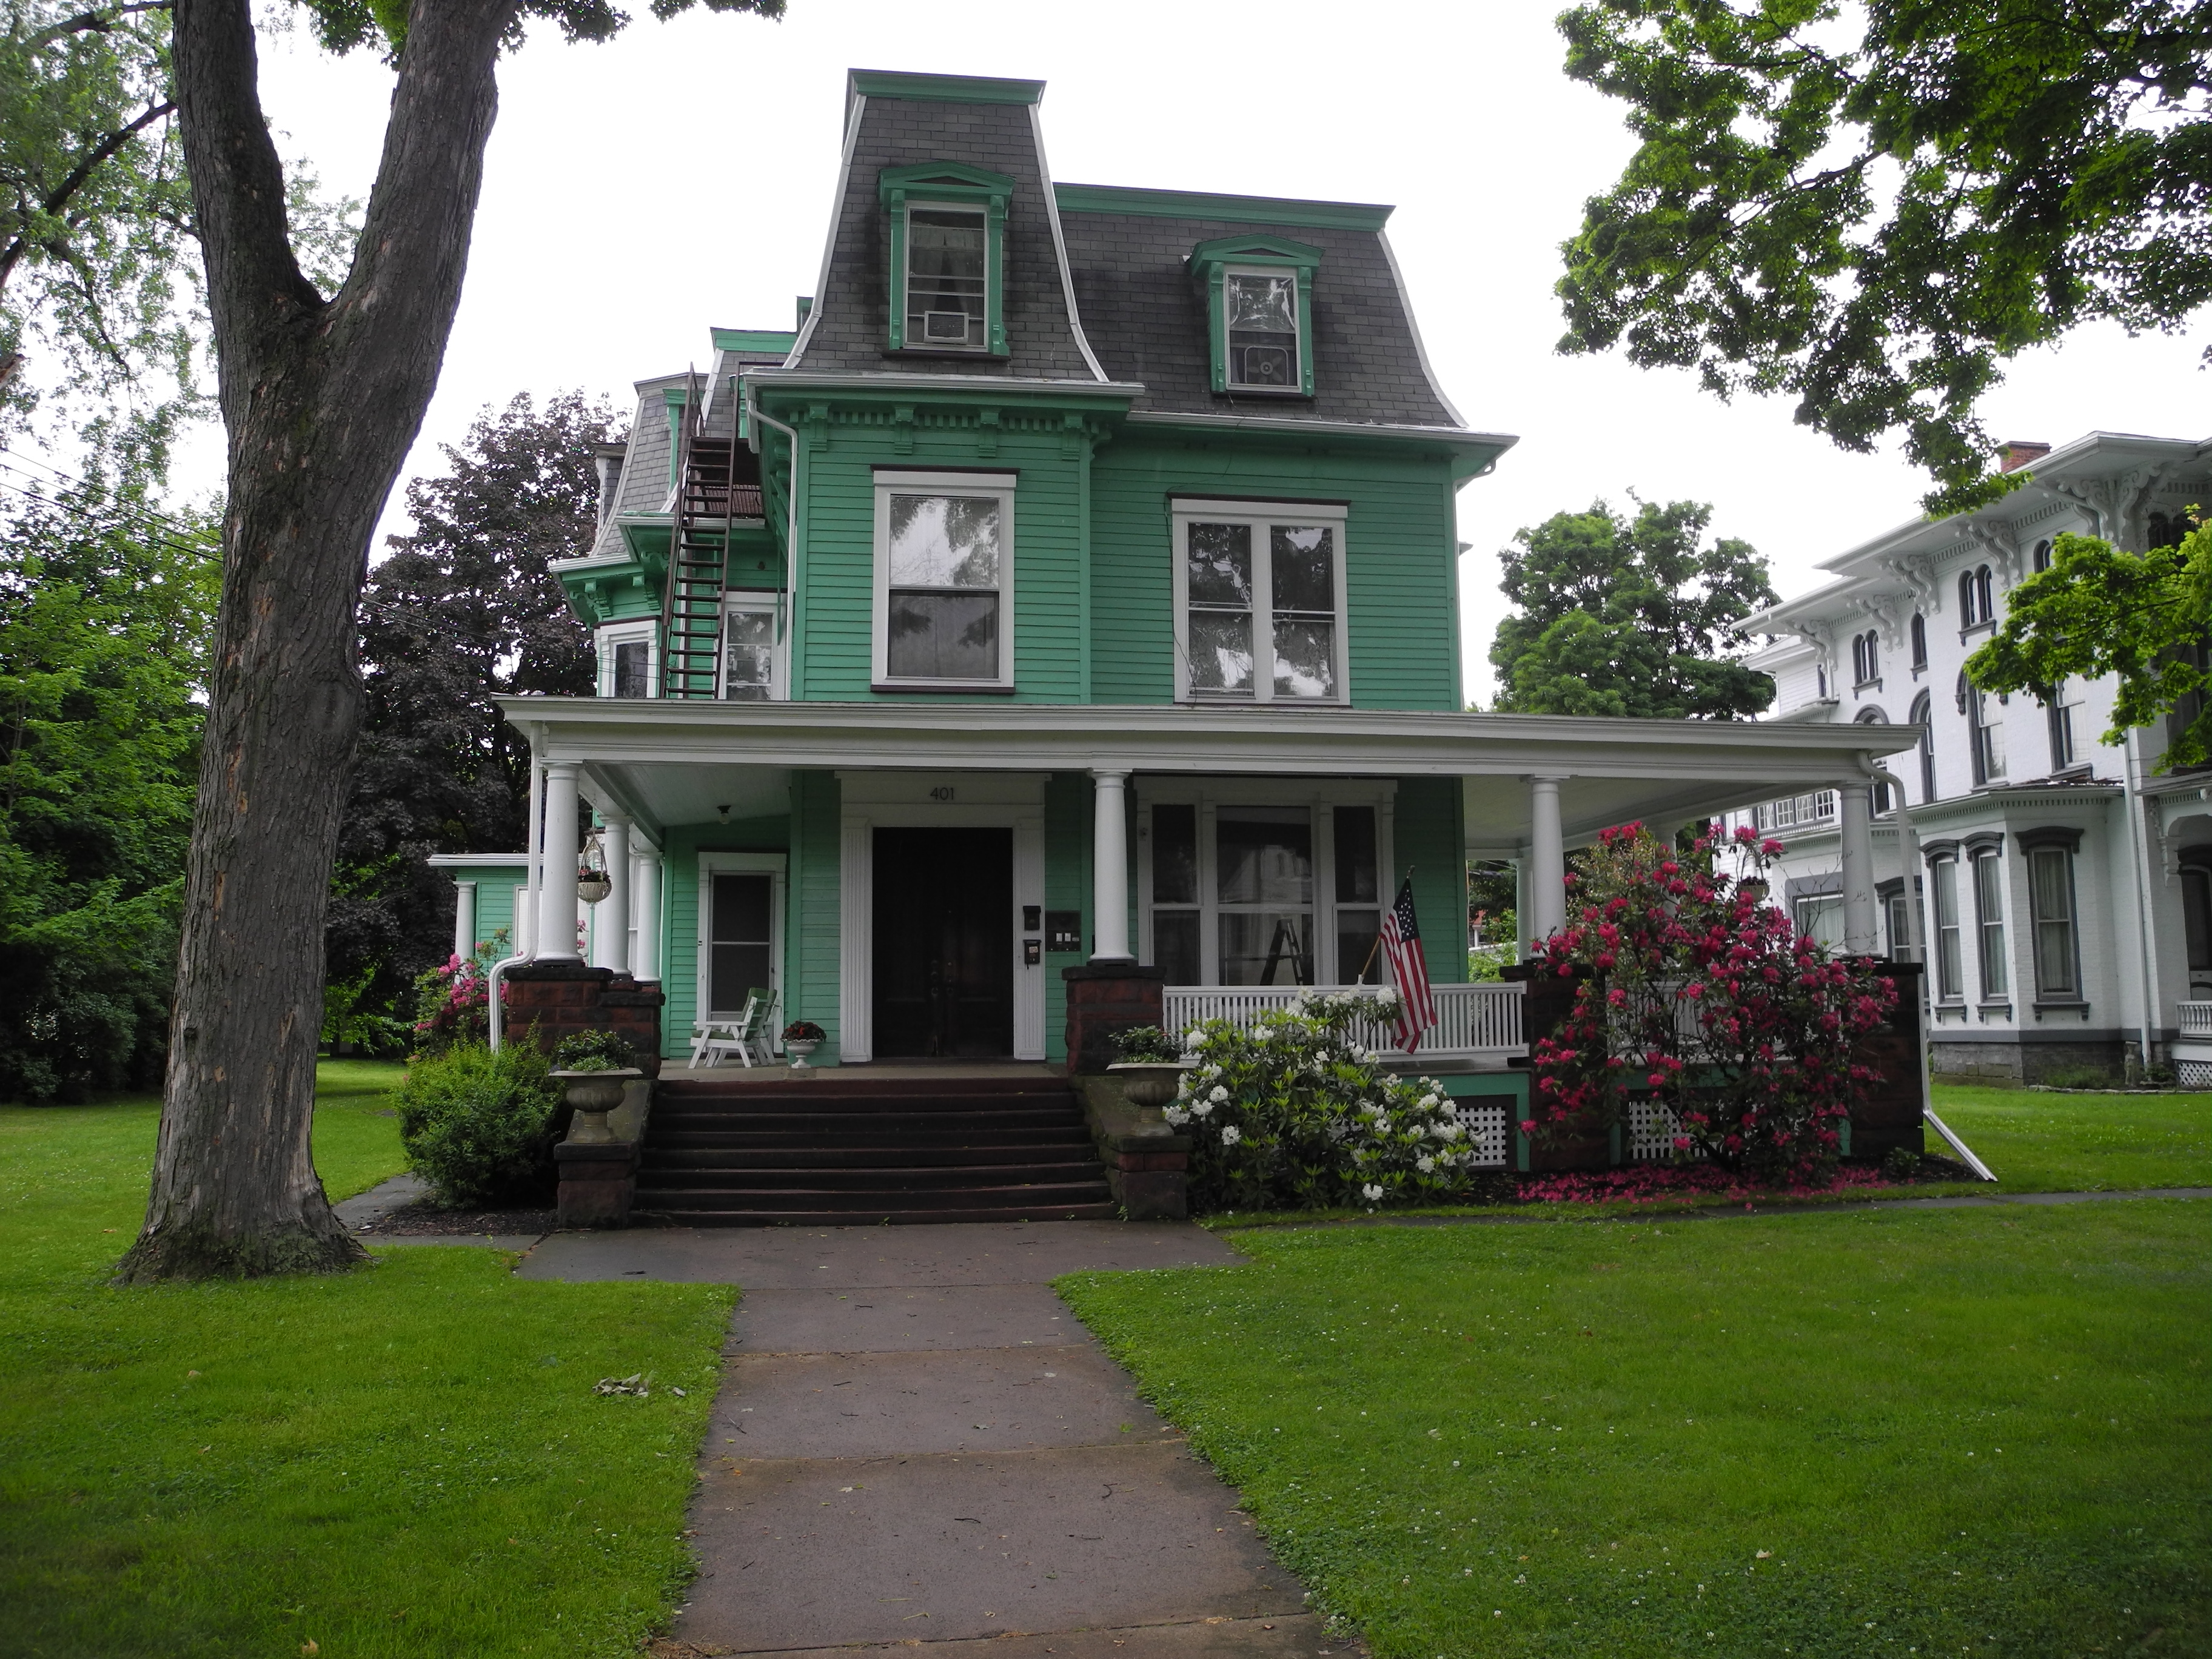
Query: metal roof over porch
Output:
[[495, 696, 1922, 853]]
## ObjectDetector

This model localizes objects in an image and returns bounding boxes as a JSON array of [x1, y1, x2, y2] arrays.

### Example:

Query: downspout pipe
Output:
[[2121, 728, 2163, 1079], [488, 738, 544, 1052]]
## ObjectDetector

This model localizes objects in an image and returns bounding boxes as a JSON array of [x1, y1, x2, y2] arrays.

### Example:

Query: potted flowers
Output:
[[782, 1019, 826, 1068], [1104, 1025, 1191, 1107], [549, 1030, 641, 1144]]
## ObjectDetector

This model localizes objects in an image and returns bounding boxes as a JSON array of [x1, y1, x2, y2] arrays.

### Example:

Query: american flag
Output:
[[1380, 876, 1437, 1052]]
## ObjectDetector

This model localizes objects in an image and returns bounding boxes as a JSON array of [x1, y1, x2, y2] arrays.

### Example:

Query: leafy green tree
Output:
[[329, 390, 608, 1028], [1489, 497, 1778, 718], [1966, 517, 2210, 771], [0, 468, 216, 1099], [1554, 1, 2212, 514], [124, 0, 781, 1284]]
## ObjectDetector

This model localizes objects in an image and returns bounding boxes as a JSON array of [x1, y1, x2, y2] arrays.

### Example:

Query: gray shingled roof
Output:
[[791, 96, 1097, 381], [1057, 209, 1456, 426]]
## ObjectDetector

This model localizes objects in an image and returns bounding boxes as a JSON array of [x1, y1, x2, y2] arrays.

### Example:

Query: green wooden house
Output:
[[486, 69, 1906, 1099]]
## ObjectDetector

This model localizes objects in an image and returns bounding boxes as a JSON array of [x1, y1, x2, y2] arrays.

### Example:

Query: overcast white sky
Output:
[[200, 0, 2210, 704]]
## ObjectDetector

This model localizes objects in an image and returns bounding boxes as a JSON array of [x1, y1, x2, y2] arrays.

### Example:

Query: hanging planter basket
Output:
[[577, 870, 612, 905]]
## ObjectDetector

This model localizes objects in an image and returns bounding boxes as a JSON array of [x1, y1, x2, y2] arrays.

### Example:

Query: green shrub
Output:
[[552, 1028, 636, 1071], [1167, 991, 1474, 1213], [1110, 1025, 1182, 1063], [395, 1038, 564, 1207]]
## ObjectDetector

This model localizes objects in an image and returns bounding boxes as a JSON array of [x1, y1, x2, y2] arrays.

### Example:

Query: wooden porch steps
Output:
[[635, 1074, 1117, 1225]]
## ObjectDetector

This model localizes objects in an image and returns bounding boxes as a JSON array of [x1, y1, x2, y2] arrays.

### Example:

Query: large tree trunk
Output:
[[118, 0, 520, 1282]]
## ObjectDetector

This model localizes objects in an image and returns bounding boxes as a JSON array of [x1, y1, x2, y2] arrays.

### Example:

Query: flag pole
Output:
[[1356, 868, 1415, 984]]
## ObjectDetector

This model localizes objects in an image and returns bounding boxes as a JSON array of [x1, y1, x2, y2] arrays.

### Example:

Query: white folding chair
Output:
[[694, 994, 757, 1069], [739, 987, 780, 1067]]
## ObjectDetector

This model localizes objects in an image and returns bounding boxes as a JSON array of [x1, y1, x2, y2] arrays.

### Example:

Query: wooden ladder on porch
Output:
[[660, 370, 734, 699]]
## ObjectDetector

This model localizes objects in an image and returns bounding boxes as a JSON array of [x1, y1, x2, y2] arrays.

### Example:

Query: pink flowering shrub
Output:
[[1524, 824, 1896, 1185], [410, 929, 509, 1056]]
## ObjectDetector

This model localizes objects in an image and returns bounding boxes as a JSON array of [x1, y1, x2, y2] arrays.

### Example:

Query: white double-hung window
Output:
[[871, 470, 1016, 690], [1173, 499, 1349, 703], [720, 595, 781, 700], [596, 621, 657, 699]]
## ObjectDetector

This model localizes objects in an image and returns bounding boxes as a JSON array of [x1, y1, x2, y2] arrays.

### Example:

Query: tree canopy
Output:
[[1965, 516, 2210, 771], [1554, 1, 2212, 514], [1488, 497, 1778, 719], [0, 465, 216, 1099], [329, 390, 608, 1025]]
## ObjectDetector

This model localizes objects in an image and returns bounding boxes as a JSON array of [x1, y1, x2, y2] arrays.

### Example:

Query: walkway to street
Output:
[[517, 1221, 1338, 1658]]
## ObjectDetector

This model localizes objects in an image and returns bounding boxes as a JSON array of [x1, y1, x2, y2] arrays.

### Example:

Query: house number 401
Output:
[[928, 786, 956, 802]]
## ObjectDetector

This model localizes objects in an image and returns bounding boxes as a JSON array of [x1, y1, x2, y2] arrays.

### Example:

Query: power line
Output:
[[0, 475, 220, 567]]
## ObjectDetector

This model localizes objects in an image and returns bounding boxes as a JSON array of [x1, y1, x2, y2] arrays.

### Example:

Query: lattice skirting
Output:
[[1452, 1101, 1510, 1169], [1627, 1096, 1706, 1162], [2179, 1059, 2212, 1090]]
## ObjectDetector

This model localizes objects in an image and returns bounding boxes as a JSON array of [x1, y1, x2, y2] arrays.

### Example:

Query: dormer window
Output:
[[1190, 233, 1321, 397], [1225, 270, 1299, 388], [907, 206, 987, 349], [879, 163, 1012, 357]]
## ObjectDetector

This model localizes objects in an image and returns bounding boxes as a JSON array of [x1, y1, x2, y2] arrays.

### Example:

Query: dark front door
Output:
[[873, 827, 1013, 1058]]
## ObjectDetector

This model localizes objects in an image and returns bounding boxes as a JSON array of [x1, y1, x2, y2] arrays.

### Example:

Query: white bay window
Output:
[[1173, 500, 1348, 703]]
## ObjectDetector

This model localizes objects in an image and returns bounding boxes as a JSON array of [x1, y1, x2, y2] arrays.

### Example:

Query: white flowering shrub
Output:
[[1163, 990, 1475, 1212]]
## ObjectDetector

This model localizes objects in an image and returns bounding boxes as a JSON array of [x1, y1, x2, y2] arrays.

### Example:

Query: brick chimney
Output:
[[1998, 440, 2051, 474]]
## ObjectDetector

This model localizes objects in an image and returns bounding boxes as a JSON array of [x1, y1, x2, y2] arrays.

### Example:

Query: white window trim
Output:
[[695, 851, 787, 1027], [1222, 264, 1303, 392], [1171, 498, 1351, 705], [718, 592, 785, 702], [871, 469, 1019, 691], [1135, 779, 1395, 985], [903, 199, 992, 354], [596, 620, 659, 699]]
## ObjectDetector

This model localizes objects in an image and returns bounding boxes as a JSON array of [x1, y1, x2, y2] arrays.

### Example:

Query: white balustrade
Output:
[[2177, 1001, 2212, 1039], [1161, 982, 1525, 1062]]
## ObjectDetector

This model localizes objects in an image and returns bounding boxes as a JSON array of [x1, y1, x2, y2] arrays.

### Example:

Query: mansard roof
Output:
[[771, 69, 1482, 438]]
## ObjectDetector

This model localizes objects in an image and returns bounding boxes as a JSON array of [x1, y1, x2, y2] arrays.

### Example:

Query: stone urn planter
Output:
[[552, 1067, 642, 1144], [783, 1037, 821, 1069], [1105, 1061, 1189, 1108]]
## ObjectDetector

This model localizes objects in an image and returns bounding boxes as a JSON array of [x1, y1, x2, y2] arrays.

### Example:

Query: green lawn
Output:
[[1930, 1084, 2211, 1192], [0, 1070, 734, 1658], [1061, 1202, 2212, 1658]]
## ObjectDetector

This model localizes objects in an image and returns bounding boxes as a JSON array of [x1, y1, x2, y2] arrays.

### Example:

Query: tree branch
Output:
[[22, 1, 172, 52], [0, 100, 178, 295]]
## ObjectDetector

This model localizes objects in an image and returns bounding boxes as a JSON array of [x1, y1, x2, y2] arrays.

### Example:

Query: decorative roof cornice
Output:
[[1054, 183, 1393, 232]]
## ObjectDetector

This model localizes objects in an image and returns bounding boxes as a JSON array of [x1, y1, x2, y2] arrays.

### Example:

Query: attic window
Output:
[[1225, 271, 1298, 388], [879, 163, 1013, 357], [1190, 233, 1321, 398]]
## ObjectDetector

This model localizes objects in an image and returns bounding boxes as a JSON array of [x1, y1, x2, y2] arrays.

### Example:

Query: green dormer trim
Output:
[[1189, 235, 1322, 398], [850, 70, 1044, 106], [879, 163, 1014, 358], [712, 327, 799, 356], [1055, 183, 1392, 232]]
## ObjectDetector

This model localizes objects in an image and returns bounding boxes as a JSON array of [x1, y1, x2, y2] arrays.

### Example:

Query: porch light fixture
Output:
[[577, 830, 613, 905]]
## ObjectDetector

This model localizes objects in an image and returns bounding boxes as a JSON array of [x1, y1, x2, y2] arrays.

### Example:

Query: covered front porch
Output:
[[492, 697, 1920, 1074]]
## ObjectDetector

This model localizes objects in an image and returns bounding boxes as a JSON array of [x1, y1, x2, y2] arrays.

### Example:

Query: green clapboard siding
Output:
[[794, 414, 1088, 703], [1088, 435, 1460, 709], [452, 868, 528, 959], [656, 816, 791, 1059], [1043, 772, 1094, 1064], [1392, 776, 1467, 987], [789, 770, 843, 1062]]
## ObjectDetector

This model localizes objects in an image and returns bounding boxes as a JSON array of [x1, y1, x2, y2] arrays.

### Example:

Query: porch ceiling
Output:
[[503, 696, 1918, 846]]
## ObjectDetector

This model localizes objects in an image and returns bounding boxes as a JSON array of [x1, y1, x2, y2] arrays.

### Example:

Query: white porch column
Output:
[[596, 813, 632, 975], [1527, 776, 1567, 940], [1838, 780, 1879, 954], [535, 762, 583, 961], [451, 881, 477, 964], [631, 850, 661, 982], [1090, 768, 1133, 961]]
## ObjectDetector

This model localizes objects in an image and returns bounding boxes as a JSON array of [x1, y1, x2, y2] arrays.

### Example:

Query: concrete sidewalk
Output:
[[519, 1222, 1339, 1658]]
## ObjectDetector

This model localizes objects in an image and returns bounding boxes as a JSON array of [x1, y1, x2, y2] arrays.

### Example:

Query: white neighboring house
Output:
[[1724, 431, 2212, 1086]]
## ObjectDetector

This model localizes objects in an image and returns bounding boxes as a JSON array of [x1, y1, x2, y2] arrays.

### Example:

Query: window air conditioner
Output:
[[922, 310, 973, 343], [1235, 344, 1292, 386]]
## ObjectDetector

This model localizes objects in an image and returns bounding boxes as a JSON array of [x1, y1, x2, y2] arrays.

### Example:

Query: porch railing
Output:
[[1162, 982, 1525, 1062], [2178, 1001, 2212, 1039]]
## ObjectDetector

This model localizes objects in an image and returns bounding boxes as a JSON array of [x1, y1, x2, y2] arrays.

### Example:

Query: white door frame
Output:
[[696, 852, 788, 1024], [838, 774, 1047, 1063]]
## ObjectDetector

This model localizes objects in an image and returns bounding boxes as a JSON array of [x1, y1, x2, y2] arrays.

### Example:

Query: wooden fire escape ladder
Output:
[[659, 369, 737, 698]]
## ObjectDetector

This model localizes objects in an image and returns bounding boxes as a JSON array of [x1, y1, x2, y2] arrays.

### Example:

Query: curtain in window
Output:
[[1932, 859, 1963, 999], [2028, 848, 2079, 997], [1972, 853, 2008, 997]]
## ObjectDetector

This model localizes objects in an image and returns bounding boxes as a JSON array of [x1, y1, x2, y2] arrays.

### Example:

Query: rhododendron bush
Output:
[[1166, 991, 1475, 1212], [1526, 824, 1896, 1184], [410, 930, 508, 1056]]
